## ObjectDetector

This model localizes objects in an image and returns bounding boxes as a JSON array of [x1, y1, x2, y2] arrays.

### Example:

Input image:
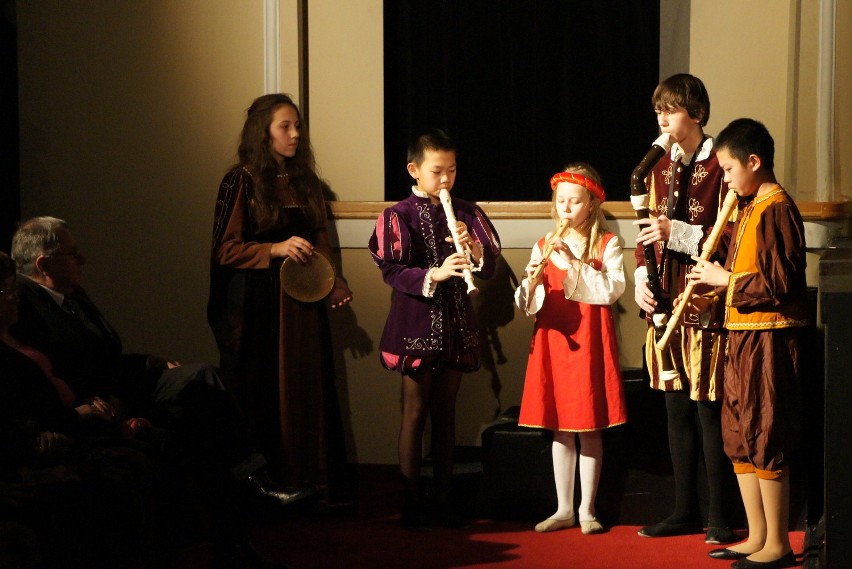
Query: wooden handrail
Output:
[[330, 199, 852, 221]]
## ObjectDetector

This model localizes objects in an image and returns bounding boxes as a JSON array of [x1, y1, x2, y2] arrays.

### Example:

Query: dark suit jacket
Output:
[[12, 275, 155, 409]]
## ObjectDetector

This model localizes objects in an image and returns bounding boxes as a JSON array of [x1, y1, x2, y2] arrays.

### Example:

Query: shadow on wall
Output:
[[472, 255, 520, 421], [323, 183, 374, 465]]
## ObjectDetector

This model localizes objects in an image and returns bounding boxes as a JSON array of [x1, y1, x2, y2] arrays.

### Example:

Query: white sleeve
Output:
[[515, 242, 546, 315], [565, 237, 626, 306], [666, 219, 703, 256]]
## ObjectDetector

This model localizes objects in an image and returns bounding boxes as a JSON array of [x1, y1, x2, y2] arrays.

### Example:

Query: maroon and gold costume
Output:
[[635, 139, 731, 400], [721, 184, 807, 477]]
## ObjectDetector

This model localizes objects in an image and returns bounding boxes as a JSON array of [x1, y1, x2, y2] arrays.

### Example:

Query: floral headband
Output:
[[549, 172, 606, 203]]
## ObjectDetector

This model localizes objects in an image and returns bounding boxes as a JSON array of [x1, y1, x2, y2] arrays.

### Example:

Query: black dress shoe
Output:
[[731, 551, 797, 569], [246, 470, 317, 507], [709, 548, 750, 560], [638, 520, 703, 538]]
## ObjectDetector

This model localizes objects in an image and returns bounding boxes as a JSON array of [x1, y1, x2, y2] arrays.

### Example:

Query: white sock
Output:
[[550, 431, 577, 520], [577, 431, 603, 521]]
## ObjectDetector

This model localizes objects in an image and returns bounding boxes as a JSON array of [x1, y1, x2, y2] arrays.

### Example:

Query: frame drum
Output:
[[279, 250, 336, 302]]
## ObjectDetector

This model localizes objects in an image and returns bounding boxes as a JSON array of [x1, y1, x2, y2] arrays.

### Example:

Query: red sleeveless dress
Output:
[[518, 234, 628, 432]]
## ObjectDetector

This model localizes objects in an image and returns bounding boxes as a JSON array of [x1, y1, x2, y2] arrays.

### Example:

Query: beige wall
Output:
[[309, 0, 385, 201], [16, 0, 850, 465], [690, 0, 852, 200], [18, 0, 266, 367]]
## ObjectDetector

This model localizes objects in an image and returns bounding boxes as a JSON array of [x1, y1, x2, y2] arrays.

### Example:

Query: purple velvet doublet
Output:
[[368, 192, 501, 373]]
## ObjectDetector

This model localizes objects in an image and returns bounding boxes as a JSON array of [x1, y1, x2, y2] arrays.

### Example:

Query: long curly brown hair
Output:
[[235, 94, 324, 231]]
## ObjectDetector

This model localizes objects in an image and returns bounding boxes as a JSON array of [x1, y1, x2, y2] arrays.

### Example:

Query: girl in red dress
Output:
[[516, 163, 628, 535]]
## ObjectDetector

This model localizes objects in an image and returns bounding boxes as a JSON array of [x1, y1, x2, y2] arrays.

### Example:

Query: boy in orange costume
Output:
[[688, 118, 806, 569]]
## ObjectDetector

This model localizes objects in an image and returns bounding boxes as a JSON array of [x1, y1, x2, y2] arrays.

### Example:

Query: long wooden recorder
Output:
[[529, 218, 571, 282], [655, 188, 739, 351]]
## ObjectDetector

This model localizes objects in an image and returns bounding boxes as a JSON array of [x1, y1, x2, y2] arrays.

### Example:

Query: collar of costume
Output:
[[549, 172, 606, 202], [671, 136, 714, 164], [411, 186, 430, 199]]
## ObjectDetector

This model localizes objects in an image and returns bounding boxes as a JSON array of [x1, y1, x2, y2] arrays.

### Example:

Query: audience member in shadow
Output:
[[208, 93, 355, 510], [1, 250, 161, 568], [9, 219, 301, 568]]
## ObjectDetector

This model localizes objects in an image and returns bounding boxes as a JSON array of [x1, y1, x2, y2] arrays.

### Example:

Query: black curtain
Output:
[[384, 0, 660, 202]]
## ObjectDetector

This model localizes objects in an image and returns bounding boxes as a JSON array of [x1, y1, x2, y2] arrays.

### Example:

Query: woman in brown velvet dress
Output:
[[208, 94, 353, 505]]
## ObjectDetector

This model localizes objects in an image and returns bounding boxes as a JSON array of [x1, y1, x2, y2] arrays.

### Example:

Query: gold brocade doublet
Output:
[[725, 185, 809, 330]]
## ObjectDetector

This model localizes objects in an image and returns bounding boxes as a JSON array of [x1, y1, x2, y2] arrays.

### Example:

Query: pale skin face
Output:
[[407, 148, 457, 205], [554, 182, 592, 229], [407, 149, 481, 282], [656, 105, 703, 152], [524, 182, 591, 283], [268, 104, 301, 163]]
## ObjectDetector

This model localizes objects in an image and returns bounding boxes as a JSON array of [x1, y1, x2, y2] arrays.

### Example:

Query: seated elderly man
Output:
[[10, 216, 312, 568]]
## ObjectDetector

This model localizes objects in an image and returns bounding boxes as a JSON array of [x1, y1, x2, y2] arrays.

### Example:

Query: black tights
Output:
[[665, 390, 733, 527], [398, 368, 462, 506]]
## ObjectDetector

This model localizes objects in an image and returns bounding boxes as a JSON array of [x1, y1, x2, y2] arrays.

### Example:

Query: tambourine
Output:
[[279, 250, 336, 302]]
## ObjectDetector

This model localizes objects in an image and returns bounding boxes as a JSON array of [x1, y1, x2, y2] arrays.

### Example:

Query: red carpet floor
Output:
[[253, 519, 805, 569], [236, 465, 809, 569]]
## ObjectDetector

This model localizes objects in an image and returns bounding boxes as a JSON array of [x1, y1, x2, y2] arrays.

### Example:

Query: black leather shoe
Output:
[[706, 526, 740, 544], [246, 470, 317, 507], [731, 551, 797, 569], [638, 520, 703, 538], [709, 548, 750, 560]]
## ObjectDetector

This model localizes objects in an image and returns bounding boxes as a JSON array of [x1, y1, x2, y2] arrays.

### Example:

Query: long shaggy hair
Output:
[[235, 94, 324, 231]]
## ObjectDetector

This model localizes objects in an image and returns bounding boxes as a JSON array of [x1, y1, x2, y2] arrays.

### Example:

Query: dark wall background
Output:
[[384, 0, 660, 202], [1, 0, 19, 252]]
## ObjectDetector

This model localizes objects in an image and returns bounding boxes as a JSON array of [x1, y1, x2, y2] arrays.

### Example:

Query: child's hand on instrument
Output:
[[634, 280, 657, 313], [447, 221, 482, 262], [546, 237, 577, 263], [688, 256, 730, 287], [634, 215, 672, 246], [524, 259, 543, 287], [432, 252, 471, 283]]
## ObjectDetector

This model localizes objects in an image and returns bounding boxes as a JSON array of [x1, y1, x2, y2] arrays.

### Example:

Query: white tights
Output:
[[550, 430, 603, 522]]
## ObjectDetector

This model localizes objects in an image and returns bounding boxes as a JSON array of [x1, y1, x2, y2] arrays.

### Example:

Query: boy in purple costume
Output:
[[368, 129, 501, 529]]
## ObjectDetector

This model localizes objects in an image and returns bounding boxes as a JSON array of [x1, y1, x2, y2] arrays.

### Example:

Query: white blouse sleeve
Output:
[[514, 242, 546, 315], [563, 236, 626, 306]]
